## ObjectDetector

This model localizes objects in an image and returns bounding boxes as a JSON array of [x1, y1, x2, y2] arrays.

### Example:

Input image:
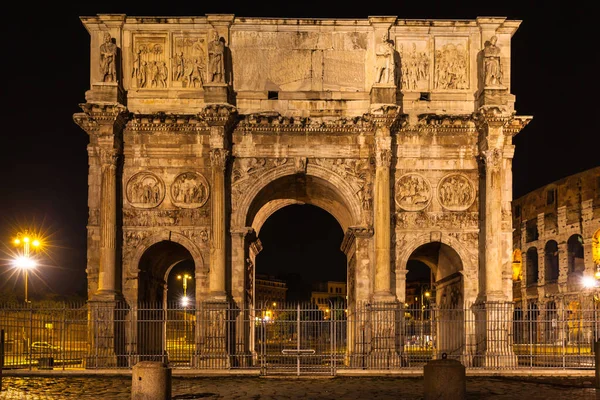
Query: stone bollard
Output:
[[131, 361, 172, 400], [423, 353, 466, 400]]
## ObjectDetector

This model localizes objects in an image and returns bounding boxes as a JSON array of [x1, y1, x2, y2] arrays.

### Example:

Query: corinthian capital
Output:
[[483, 147, 503, 171], [375, 148, 392, 167], [99, 148, 119, 167], [210, 149, 230, 171]]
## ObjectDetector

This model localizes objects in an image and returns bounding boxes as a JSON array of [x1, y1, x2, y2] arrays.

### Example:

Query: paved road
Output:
[[0, 375, 598, 399]]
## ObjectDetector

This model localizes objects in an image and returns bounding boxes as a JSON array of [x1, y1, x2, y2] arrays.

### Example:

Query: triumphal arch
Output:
[[74, 14, 531, 370]]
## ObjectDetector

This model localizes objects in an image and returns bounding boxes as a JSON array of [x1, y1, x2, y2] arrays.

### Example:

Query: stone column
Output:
[[582, 200, 597, 277], [373, 134, 392, 300], [370, 106, 398, 302], [209, 148, 229, 300], [558, 242, 569, 290], [474, 107, 530, 368], [73, 102, 128, 368], [481, 145, 504, 299], [202, 104, 236, 302], [98, 148, 119, 296], [196, 104, 236, 369]]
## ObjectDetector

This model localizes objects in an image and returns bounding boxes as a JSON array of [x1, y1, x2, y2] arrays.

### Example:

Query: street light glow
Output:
[[181, 296, 189, 307], [12, 230, 44, 303], [13, 256, 36, 269], [582, 276, 597, 288]]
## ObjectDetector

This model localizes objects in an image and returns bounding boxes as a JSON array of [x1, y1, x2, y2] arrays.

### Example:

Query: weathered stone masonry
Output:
[[73, 14, 531, 367]]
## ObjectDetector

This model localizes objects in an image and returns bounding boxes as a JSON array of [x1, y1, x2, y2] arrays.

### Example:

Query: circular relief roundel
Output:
[[170, 172, 210, 209], [394, 173, 432, 211], [437, 173, 475, 211], [126, 171, 165, 209]]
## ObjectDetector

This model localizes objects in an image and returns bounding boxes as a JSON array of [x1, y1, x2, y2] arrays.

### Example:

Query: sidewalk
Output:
[[0, 374, 597, 399]]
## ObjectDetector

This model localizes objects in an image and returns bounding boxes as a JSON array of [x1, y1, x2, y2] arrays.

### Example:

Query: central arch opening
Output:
[[240, 172, 359, 371], [255, 204, 347, 304]]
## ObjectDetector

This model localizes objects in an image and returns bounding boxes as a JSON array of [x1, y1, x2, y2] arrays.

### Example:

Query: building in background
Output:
[[511, 166, 600, 344], [311, 281, 347, 318], [255, 274, 287, 307]]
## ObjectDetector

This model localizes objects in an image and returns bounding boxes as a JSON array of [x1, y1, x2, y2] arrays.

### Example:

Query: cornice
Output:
[[399, 114, 476, 136], [127, 113, 209, 133], [234, 113, 374, 135], [73, 103, 128, 135]]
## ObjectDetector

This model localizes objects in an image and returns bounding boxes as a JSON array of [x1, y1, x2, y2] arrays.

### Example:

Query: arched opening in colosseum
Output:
[[544, 240, 559, 283], [592, 229, 600, 267], [405, 242, 464, 358], [567, 234, 585, 275], [512, 249, 523, 282], [526, 247, 539, 286], [136, 241, 196, 360]]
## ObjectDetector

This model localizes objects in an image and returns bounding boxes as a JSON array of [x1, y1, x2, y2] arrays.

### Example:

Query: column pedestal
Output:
[[370, 84, 396, 105], [474, 301, 518, 368], [194, 301, 230, 369], [87, 298, 126, 368], [203, 83, 229, 103]]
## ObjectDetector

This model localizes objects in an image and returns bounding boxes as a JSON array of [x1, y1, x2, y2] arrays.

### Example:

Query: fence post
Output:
[[1, 328, 4, 391], [595, 339, 600, 389]]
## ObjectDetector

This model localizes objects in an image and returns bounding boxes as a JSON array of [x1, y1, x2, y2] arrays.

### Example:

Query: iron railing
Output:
[[0, 300, 597, 373]]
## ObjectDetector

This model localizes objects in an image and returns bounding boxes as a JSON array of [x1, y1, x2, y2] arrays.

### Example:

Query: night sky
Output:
[[0, 2, 597, 300]]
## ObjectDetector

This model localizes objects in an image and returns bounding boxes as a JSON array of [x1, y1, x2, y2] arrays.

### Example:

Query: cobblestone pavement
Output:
[[1, 375, 598, 400]]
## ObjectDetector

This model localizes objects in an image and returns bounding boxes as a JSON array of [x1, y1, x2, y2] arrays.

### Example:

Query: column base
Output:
[[371, 291, 397, 303], [367, 350, 405, 369]]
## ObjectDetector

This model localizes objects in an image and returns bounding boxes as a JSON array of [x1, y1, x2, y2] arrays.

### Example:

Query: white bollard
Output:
[[423, 353, 466, 400], [131, 361, 172, 400]]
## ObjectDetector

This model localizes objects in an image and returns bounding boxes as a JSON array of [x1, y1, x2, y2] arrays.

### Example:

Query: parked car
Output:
[[30, 341, 61, 354]]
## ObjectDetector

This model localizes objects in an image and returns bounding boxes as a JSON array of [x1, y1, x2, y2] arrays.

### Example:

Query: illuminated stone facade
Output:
[[73, 14, 530, 367], [512, 166, 600, 305]]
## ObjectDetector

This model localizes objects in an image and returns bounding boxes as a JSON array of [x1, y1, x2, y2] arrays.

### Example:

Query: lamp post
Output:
[[12, 231, 41, 304], [420, 285, 431, 349], [178, 273, 192, 339]]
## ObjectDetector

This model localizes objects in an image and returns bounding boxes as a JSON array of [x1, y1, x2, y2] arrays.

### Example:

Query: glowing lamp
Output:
[[582, 276, 597, 289], [181, 296, 189, 307], [13, 256, 36, 269]]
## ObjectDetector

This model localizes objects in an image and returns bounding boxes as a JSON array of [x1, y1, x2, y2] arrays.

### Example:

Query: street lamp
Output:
[[177, 273, 192, 339], [12, 231, 41, 304]]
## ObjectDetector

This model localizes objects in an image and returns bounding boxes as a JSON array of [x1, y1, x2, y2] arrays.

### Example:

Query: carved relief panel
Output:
[[126, 171, 165, 208], [394, 173, 432, 211], [395, 39, 431, 92], [437, 173, 475, 211], [131, 35, 169, 89], [433, 37, 469, 91], [170, 172, 210, 209], [171, 34, 208, 89]]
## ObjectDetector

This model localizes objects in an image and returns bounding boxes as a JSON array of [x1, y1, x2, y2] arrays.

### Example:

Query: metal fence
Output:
[[0, 300, 597, 373]]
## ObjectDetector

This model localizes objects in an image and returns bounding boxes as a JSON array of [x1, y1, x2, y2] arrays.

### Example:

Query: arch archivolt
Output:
[[231, 160, 366, 232], [396, 232, 477, 301], [396, 233, 473, 276], [127, 231, 205, 277]]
